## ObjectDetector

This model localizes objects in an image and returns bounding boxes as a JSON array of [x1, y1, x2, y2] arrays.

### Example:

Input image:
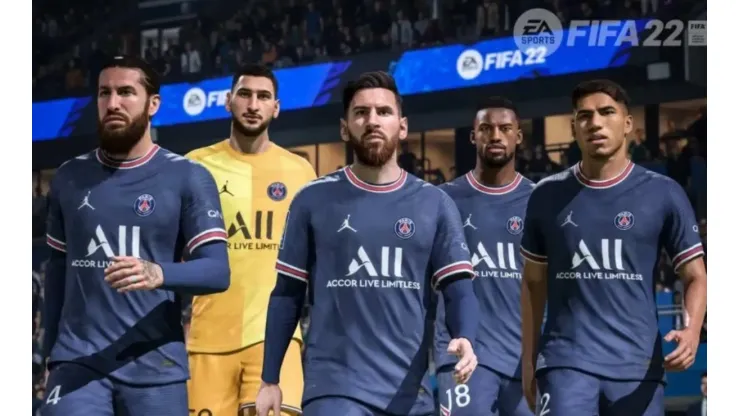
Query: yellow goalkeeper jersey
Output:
[[185, 139, 316, 353]]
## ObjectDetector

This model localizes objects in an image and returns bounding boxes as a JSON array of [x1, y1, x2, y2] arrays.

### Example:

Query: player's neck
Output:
[[229, 131, 271, 154], [474, 162, 517, 187], [350, 161, 403, 185], [579, 154, 631, 181], [103, 136, 155, 160]]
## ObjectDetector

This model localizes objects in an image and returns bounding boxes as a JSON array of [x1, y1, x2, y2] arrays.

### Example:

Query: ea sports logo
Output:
[[456, 49, 484, 80], [513, 8, 564, 57], [183, 87, 207, 116]]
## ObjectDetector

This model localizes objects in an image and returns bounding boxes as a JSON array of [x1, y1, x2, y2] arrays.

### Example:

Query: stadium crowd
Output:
[[33, 0, 694, 100]]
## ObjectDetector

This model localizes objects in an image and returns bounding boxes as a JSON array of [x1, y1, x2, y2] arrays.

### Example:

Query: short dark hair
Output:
[[100, 55, 161, 95], [701, 371, 707, 378], [231, 64, 279, 96], [571, 79, 631, 110], [342, 71, 403, 116], [475, 96, 520, 121]]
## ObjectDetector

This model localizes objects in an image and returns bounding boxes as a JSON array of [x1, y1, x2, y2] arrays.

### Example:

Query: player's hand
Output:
[[522, 360, 537, 412], [663, 327, 701, 371], [41, 358, 50, 390], [447, 338, 477, 384], [255, 382, 283, 416], [104, 256, 164, 293]]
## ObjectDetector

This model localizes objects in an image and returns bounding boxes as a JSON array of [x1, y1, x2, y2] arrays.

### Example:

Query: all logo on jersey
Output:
[[556, 239, 643, 281], [327, 246, 420, 290], [134, 194, 155, 217], [394, 217, 415, 239], [614, 211, 634, 230], [470, 242, 521, 279], [506, 216, 524, 235], [267, 182, 287, 201], [71, 225, 142, 269], [226, 211, 277, 250]]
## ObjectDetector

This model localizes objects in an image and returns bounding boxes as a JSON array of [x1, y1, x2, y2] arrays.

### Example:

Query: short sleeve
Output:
[[45, 174, 66, 253], [275, 190, 313, 284], [430, 191, 474, 290], [520, 186, 548, 264], [661, 181, 704, 271], [181, 163, 228, 256]]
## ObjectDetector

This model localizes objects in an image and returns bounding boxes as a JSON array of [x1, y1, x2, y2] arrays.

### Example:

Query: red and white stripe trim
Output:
[[432, 261, 474, 289], [520, 246, 547, 264], [46, 234, 66, 253], [186, 228, 228, 254], [343, 166, 407, 193], [96, 145, 160, 169], [275, 260, 309, 283], [671, 243, 705, 271], [465, 171, 522, 195], [574, 161, 634, 189]]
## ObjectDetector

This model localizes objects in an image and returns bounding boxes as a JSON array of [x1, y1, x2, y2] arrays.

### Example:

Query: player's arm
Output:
[[520, 190, 548, 368], [42, 175, 67, 360], [432, 193, 477, 342], [262, 197, 312, 385], [676, 257, 706, 333], [663, 184, 706, 348], [158, 162, 230, 294]]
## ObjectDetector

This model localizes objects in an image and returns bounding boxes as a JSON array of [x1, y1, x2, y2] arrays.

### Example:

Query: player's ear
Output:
[[225, 92, 233, 114], [469, 129, 475, 145], [516, 128, 523, 146], [147, 94, 161, 117], [273, 99, 281, 119], [623, 112, 634, 137], [399, 116, 408, 140], [570, 118, 576, 138], [339, 119, 349, 143]]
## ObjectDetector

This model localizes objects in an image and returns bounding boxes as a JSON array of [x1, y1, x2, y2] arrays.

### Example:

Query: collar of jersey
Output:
[[220, 139, 277, 162], [574, 161, 634, 189], [465, 171, 522, 195], [343, 166, 407, 193], [96, 145, 160, 169]]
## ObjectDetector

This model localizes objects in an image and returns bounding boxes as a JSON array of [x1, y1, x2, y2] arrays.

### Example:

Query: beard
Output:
[[232, 114, 271, 138], [478, 144, 515, 168], [349, 130, 398, 167], [97, 110, 149, 154]]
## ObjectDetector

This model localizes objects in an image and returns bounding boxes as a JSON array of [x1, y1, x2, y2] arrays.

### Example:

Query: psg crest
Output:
[[267, 182, 287, 201], [614, 211, 634, 230], [506, 216, 524, 235], [134, 194, 155, 217], [394, 217, 416, 239]]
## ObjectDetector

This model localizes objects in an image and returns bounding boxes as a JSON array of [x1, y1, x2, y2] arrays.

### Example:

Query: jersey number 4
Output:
[[46, 385, 62, 405]]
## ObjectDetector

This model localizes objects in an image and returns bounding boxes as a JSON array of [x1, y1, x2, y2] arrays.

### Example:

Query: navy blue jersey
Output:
[[520, 163, 704, 381], [276, 167, 474, 415], [45, 146, 227, 385], [435, 172, 533, 379]]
